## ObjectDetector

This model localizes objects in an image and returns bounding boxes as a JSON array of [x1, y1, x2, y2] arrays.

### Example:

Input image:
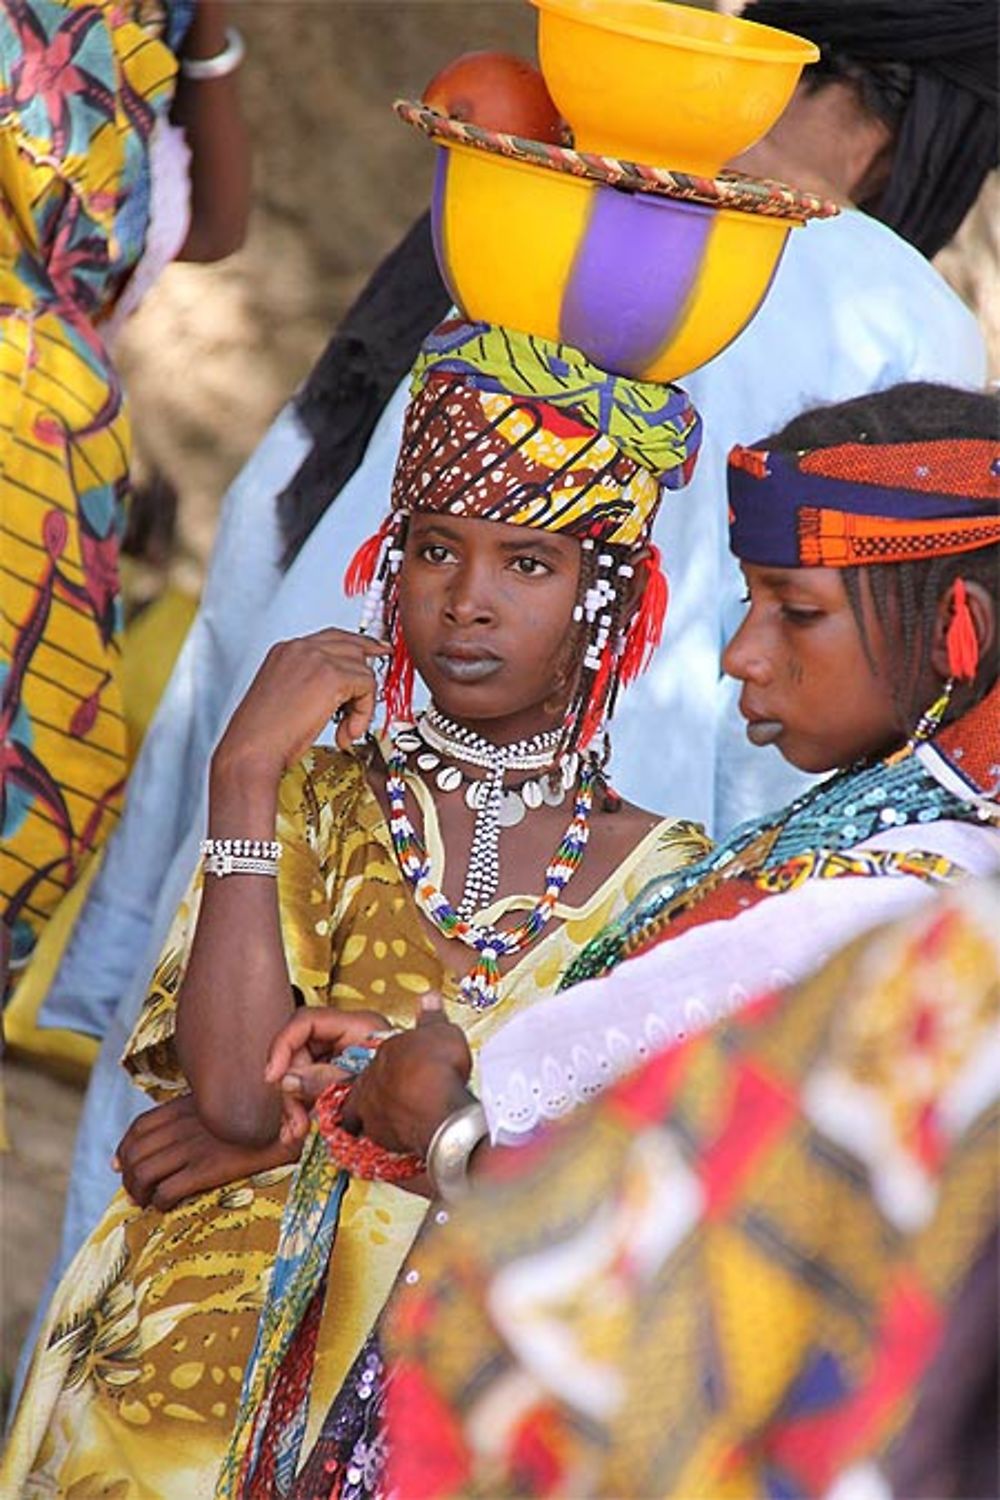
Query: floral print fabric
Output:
[[0, 0, 188, 970]]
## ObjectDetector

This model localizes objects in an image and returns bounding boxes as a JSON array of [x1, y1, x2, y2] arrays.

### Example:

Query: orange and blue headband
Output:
[[728, 438, 1000, 567]]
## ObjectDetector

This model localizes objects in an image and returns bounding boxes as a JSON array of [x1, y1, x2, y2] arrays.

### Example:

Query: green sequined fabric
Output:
[[561, 744, 992, 989]]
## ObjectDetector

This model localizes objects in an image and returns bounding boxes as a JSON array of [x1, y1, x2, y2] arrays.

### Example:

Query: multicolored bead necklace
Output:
[[561, 738, 995, 990], [386, 726, 599, 1009]]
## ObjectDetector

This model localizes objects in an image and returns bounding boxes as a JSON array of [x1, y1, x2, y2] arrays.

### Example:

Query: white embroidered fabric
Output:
[[104, 119, 192, 342], [480, 821, 1000, 1145]]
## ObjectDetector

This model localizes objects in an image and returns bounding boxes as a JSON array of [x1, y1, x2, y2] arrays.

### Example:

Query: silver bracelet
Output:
[[179, 26, 246, 81], [426, 1100, 488, 1204], [200, 837, 281, 878]]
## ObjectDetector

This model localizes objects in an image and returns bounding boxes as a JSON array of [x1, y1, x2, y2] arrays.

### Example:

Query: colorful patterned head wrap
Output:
[[728, 438, 1000, 567], [390, 318, 702, 548]]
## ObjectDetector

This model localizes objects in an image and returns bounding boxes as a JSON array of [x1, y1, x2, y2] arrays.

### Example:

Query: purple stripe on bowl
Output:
[[560, 190, 713, 375]]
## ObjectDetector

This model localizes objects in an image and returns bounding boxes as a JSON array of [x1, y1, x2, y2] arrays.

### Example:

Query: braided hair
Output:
[[761, 382, 999, 724]]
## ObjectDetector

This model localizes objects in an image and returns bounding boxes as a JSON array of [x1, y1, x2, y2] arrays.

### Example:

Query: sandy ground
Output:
[[3, 0, 998, 1434], [2, 1060, 82, 1420]]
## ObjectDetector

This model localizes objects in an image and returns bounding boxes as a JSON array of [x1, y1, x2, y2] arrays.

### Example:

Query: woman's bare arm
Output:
[[171, 0, 251, 263], [174, 629, 388, 1145]]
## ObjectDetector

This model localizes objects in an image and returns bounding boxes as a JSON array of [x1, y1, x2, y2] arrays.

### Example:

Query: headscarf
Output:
[[727, 436, 1000, 568], [391, 318, 702, 549], [741, 0, 999, 257]]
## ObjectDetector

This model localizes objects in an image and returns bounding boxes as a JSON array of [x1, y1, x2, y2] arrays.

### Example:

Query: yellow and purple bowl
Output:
[[532, 0, 819, 174], [398, 103, 836, 384]]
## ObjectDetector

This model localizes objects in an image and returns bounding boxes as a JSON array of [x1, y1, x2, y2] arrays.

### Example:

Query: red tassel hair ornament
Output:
[[619, 544, 669, 687], [945, 577, 979, 682], [343, 515, 394, 598], [383, 616, 415, 726]]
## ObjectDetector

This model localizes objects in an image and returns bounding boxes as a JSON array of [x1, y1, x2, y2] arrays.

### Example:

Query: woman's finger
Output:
[[279, 1093, 311, 1145], [283, 1060, 354, 1106], [265, 1008, 390, 1082], [415, 991, 446, 1025]]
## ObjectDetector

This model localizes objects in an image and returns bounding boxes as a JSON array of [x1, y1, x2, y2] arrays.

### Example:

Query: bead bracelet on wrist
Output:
[[180, 26, 245, 80], [200, 837, 281, 878], [315, 1081, 426, 1184]]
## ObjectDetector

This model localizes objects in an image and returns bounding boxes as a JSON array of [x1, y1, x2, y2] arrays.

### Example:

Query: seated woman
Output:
[[0, 320, 707, 1498], [258, 379, 998, 1497]]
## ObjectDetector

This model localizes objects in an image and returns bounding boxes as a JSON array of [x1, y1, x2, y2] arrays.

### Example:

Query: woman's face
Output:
[[722, 563, 908, 773], [397, 512, 582, 740]]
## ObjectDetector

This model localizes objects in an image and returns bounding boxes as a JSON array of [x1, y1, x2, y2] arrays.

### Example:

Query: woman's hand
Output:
[[264, 1006, 392, 1146], [343, 994, 474, 1158], [113, 1095, 300, 1211], [212, 629, 390, 787]]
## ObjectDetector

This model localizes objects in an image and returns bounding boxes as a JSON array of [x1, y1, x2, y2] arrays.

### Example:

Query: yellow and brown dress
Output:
[[2, 746, 708, 1498]]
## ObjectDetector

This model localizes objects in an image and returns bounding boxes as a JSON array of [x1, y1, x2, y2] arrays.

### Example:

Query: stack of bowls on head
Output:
[[399, 0, 836, 383]]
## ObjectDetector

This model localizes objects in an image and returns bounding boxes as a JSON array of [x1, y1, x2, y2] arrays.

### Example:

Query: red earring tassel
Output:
[[577, 645, 614, 749], [619, 545, 669, 687], [383, 627, 415, 727], [946, 578, 979, 682], [344, 516, 393, 597]]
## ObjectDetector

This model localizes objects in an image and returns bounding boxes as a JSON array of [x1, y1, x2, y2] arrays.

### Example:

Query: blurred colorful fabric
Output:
[[386, 879, 1000, 1498], [0, 0, 186, 973]]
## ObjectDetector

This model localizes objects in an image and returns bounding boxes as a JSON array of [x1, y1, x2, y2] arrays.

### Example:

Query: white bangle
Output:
[[180, 26, 246, 81], [426, 1101, 488, 1204], [200, 837, 281, 878]]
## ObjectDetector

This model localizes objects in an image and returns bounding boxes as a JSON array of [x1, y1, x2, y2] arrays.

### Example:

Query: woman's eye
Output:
[[420, 544, 454, 564], [781, 604, 822, 624], [739, 590, 751, 605], [511, 556, 550, 576]]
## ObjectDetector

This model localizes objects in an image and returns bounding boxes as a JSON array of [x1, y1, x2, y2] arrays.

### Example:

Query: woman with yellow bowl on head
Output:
[[1, 319, 708, 1500]]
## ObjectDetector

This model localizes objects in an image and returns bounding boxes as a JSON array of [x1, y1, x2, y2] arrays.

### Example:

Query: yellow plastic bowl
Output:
[[532, 0, 818, 173], [432, 141, 798, 382]]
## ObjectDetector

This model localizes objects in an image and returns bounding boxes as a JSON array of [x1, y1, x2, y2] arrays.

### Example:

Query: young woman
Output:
[[1, 320, 706, 1498], [258, 379, 998, 1497]]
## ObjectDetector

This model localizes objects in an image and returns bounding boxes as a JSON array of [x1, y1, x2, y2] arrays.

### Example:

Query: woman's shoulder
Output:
[[597, 799, 711, 871], [277, 742, 386, 849]]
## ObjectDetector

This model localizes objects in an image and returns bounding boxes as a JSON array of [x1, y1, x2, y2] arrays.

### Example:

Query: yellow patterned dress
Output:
[[2, 746, 708, 1498], [0, 0, 189, 975]]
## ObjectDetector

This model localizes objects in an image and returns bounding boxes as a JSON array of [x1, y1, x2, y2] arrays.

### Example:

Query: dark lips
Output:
[[740, 695, 784, 747], [432, 647, 504, 683]]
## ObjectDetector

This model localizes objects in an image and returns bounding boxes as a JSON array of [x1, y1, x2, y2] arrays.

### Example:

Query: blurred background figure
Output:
[[0, 0, 250, 993]]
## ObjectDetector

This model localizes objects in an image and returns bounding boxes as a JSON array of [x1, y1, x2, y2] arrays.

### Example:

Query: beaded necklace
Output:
[[386, 736, 599, 1009], [398, 710, 568, 919], [561, 738, 997, 990]]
